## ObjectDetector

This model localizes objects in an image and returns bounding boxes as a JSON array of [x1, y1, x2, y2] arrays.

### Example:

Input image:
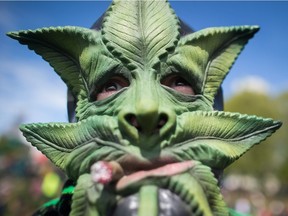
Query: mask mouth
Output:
[[86, 137, 223, 180], [90, 155, 197, 189], [116, 160, 196, 191], [115, 155, 223, 189], [116, 154, 180, 176], [116, 153, 223, 184], [89, 155, 182, 188]]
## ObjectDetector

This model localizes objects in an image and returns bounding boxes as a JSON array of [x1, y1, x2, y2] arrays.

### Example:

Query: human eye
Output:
[[161, 74, 195, 95], [96, 76, 129, 101]]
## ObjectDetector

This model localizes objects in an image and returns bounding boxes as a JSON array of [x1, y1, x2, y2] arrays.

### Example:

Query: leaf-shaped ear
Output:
[[102, 0, 179, 70], [169, 26, 259, 102], [19, 116, 120, 172], [20, 121, 90, 171], [7, 26, 106, 98], [171, 111, 281, 169]]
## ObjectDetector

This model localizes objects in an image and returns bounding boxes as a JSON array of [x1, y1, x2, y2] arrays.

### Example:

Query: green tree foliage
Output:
[[274, 92, 288, 182], [224, 91, 288, 183]]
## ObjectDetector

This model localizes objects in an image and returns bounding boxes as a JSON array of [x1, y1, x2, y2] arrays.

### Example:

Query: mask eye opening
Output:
[[90, 75, 130, 102], [161, 74, 195, 96]]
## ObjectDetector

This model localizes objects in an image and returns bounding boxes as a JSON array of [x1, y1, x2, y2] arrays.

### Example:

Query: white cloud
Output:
[[0, 59, 67, 134], [229, 75, 271, 95]]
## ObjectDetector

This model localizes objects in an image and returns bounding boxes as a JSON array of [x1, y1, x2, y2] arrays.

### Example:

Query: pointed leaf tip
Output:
[[172, 111, 282, 169], [172, 25, 260, 103], [6, 26, 104, 100], [102, 0, 180, 69]]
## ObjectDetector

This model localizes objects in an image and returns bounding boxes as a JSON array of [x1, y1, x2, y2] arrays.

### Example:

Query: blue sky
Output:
[[1, 1, 288, 134]]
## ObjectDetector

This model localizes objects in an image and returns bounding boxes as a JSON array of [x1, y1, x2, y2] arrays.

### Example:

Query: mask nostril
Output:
[[125, 114, 142, 132], [157, 113, 168, 129]]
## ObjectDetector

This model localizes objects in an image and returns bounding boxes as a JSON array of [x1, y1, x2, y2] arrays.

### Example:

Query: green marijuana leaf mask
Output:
[[7, 0, 281, 215]]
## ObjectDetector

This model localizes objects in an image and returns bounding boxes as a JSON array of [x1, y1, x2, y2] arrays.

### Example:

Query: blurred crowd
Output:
[[0, 127, 65, 216], [222, 174, 288, 216]]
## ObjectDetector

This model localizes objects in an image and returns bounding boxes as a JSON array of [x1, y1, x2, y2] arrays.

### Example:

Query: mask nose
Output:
[[118, 75, 176, 144], [125, 110, 168, 134], [118, 98, 176, 140]]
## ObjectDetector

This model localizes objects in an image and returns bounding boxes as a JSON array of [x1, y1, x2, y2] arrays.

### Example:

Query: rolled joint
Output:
[[90, 161, 124, 184]]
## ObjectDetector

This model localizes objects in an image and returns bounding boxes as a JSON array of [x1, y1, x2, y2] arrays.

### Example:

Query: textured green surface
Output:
[[7, 0, 281, 215], [138, 185, 158, 216]]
